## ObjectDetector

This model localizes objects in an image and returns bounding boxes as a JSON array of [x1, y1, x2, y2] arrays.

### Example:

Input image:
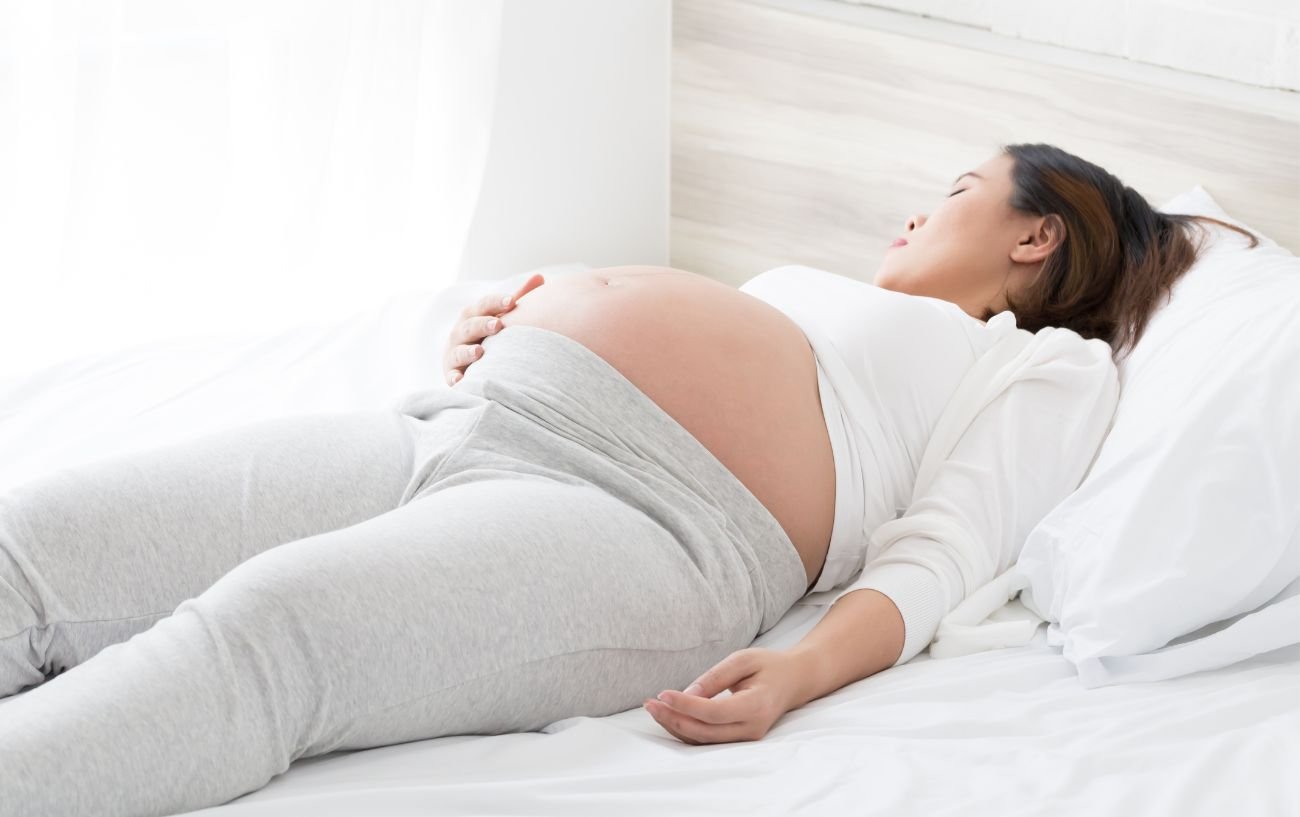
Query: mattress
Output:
[[2, 264, 1296, 816]]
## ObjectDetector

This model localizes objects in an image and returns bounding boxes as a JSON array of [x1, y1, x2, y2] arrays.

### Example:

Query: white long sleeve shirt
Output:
[[739, 265, 1119, 666]]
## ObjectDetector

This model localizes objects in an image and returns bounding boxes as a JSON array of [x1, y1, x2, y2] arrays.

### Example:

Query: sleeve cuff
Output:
[[837, 561, 947, 667]]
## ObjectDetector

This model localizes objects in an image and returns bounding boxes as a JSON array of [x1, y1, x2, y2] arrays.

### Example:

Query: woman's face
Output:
[[873, 152, 1055, 321]]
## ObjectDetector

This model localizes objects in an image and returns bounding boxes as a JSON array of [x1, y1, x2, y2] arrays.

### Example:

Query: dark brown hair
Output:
[[995, 143, 1259, 362]]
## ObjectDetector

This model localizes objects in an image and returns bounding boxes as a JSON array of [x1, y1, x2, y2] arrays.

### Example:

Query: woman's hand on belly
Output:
[[443, 274, 545, 386]]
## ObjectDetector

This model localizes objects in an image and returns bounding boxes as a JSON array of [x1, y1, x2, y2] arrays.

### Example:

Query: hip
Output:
[[396, 323, 811, 634]]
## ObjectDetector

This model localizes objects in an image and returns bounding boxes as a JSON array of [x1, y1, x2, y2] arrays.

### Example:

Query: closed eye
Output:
[[947, 188, 967, 198]]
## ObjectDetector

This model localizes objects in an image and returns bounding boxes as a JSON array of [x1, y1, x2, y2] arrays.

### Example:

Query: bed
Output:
[[3, 259, 1296, 816], [3, 0, 1299, 813]]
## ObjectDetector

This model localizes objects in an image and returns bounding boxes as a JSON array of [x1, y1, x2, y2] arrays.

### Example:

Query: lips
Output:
[[889, 238, 909, 248]]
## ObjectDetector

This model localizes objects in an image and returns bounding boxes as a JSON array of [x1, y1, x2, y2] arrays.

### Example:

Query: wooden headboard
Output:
[[670, 0, 1300, 287]]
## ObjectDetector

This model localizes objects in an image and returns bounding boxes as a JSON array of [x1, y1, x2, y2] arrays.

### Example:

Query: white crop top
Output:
[[739, 265, 1120, 666]]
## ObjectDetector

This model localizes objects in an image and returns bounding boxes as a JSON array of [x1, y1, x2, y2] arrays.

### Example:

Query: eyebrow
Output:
[[952, 171, 984, 186]]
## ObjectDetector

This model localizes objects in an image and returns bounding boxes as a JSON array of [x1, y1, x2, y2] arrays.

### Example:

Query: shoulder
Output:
[[942, 311, 1120, 434], [992, 318, 1121, 425], [1022, 321, 1118, 384], [746, 265, 984, 341], [973, 310, 1116, 371]]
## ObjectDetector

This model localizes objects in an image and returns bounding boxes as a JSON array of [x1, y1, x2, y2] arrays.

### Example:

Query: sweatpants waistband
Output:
[[441, 324, 808, 635]]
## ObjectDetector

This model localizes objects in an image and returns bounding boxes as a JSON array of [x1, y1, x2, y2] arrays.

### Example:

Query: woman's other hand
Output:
[[642, 647, 806, 744], [443, 273, 545, 386]]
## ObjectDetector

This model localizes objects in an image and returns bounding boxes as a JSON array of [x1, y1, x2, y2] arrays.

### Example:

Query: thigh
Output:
[[194, 474, 735, 753], [335, 477, 738, 748], [0, 409, 417, 690], [0, 476, 742, 816]]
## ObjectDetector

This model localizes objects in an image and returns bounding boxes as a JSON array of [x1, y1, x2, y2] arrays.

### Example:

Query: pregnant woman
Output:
[[0, 144, 1255, 817]]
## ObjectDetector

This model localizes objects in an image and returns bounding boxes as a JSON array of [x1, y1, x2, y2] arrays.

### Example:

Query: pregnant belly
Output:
[[494, 265, 834, 592]]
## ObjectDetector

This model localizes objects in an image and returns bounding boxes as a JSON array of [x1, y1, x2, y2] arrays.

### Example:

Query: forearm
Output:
[[784, 588, 905, 708]]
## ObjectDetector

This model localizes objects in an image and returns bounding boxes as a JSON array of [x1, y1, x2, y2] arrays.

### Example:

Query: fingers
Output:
[[682, 648, 758, 701], [460, 291, 515, 320], [445, 274, 547, 387], [443, 343, 484, 386], [640, 648, 784, 743], [457, 273, 545, 320], [452, 343, 485, 368], [515, 272, 545, 300], [642, 697, 761, 745], [652, 688, 745, 725], [442, 316, 503, 385], [452, 315, 503, 346]]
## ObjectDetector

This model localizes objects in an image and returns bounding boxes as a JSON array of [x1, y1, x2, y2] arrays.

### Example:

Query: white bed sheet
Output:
[[2, 266, 1296, 817]]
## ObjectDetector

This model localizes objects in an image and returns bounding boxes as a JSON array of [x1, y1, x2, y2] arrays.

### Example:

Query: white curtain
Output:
[[0, 0, 504, 379]]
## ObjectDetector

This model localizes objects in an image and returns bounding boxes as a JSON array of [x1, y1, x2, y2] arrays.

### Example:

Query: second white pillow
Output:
[[1013, 186, 1300, 687]]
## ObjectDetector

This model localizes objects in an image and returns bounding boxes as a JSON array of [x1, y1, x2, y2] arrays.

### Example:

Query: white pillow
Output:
[[1013, 186, 1300, 687]]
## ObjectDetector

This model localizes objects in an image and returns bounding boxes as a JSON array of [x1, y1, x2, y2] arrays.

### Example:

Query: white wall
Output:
[[838, 0, 1300, 91], [457, 0, 670, 282]]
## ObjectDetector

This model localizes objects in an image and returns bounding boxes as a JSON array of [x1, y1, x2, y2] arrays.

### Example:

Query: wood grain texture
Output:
[[671, 0, 1300, 287]]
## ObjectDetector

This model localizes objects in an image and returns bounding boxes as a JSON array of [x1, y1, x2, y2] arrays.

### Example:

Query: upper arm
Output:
[[828, 329, 1119, 666]]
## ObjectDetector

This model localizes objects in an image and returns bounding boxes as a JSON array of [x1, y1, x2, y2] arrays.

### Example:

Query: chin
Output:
[[872, 269, 917, 296], [871, 267, 899, 290]]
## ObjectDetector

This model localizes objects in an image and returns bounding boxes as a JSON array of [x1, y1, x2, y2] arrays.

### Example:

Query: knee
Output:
[[174, 545, 318, 655], [168, 537, 364, 695], [166, 548, 332, 758]]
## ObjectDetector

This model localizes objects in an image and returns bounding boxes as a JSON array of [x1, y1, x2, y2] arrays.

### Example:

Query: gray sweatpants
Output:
[[0, 324, 809, 817]]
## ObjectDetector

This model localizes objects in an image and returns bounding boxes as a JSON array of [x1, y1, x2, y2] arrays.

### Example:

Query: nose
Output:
[[905, 213, 928, 232]]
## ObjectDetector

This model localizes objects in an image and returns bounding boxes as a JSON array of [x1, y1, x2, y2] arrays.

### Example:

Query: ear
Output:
[[1010, 214, 1064, 265]]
